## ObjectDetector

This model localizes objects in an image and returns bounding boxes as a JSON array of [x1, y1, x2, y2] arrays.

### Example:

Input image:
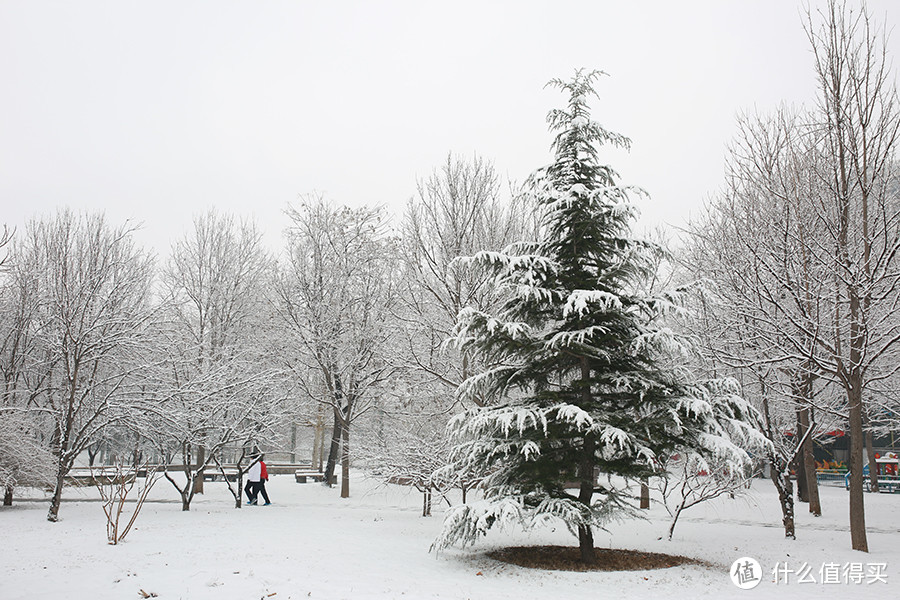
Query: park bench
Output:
[[268, 461, 312, 475], [294, 469, 328, 483], [65, 468, 136, 487], [203, 468, 239, 482]]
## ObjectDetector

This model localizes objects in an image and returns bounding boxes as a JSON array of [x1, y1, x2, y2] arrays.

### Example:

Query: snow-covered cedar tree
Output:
[[432, 70, 766, 563]]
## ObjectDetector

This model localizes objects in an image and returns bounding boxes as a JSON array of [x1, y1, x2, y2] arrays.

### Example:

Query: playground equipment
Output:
[[842, 453, 900, 493]]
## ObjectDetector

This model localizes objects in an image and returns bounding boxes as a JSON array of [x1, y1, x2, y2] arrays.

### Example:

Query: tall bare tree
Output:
[[399, 154, 534, 407], [154, 210, 283, 510], [684, 107, 835, 536], [805, 0, 900, 552], [275, 197, 397, 498], [11, 211, 155, 522]]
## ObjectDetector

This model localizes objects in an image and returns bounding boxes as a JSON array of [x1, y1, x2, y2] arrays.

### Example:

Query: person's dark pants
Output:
[[257, 480, 270, 504], [244, 480, 258, 502]]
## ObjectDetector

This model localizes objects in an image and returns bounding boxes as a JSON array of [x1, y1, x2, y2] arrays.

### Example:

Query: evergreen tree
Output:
[[433, 70, 764, 563]]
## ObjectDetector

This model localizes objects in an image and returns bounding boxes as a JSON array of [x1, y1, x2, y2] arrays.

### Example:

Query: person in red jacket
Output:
[[257, 456, 271, 505]]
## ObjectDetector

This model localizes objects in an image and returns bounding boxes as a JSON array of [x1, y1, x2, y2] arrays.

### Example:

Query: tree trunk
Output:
[[290, 423, 298, 463], [800, 407, 821, 516], [163, 472, 193, 511], [776, 468, 795, 540], [640, 479, 650, 509], [311, 415, 321, 470], [847, 382, 868, 551], [761, 394, 795, 538], [4, 485, 13, 506], [180, 478, 193, 511], [234, 475, 243, 509], [577, 360, 596, 563], [47, 462, 66, 522], [318, 426, 326, 473], [667, 499, 688, 540], [87, 442, 100, 467], [340, 419, 350, 498], [864, 412, 879, 494], [795, 408, 809, 503], [323, 409, 341, 486], [767, 452, 795, 539], [578, 522, 595, 563], [423, 487, 432, 517], [192, 446, 205, 495]]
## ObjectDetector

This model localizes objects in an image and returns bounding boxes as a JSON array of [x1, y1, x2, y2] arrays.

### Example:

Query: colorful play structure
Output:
[[815, 452, 900, 493]]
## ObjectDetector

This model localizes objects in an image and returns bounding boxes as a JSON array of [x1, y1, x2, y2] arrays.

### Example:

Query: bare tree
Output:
[[274, 197, 397, 498], [686, 2, 900, 552], [805, 0, 900, 552], [683, 107, 835, 536], [12, 210, 155, 522], [399, 154, 534, 406], [369, 156, 537, 504], [152, 210, 284, 510], [654, 452, 756, 541], [0, 225, 55, 505]]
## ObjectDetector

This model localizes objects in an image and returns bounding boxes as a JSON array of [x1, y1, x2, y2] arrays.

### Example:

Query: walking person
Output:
[[257, 456, 271, 506], [244, 456, 262, 505]]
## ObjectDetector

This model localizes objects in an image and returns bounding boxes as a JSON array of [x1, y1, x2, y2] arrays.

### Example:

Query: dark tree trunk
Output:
[[3, 485, 12, 506], [640, 480, 650, 509], [667, 498, 689, 541], [87, 442, 101, 467], [179, 475, 194, 511], [235, 476, 244, 509], [340, 419, 350, 498], [763, 395, 794, 539], [864, 412, 879, 494], [577, 360, 596, 563], [578, 522, 595, 563], [422, 487, 432, 517], [313, 405, 326, 471], [770, 463, 795, 540], [192, 446, 205, 495], [800, 407, 821, 516], [795, 408, 809, 503], [163, 471, 194, 511], [47, 462, 67, 522], [323, 409, 341, 487], [847, 381, 868, 551]]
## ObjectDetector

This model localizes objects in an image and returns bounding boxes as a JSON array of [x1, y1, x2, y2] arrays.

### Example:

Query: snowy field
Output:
[[1, 474, 898, 599]]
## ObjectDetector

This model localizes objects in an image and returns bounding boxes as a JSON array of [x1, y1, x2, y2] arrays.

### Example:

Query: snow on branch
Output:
[[452, 251, 559, 285], [547, 326, 611, 349], [562, 290, 622, 318], [629, 326, 692, 357], [431, 497, 526, 551]]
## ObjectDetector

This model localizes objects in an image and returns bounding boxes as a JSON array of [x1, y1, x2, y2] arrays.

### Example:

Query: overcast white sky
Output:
[[3, 1, 900, 254]]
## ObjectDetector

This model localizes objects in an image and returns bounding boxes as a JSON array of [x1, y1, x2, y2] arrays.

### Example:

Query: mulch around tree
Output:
[[486, 546, 704, 572]]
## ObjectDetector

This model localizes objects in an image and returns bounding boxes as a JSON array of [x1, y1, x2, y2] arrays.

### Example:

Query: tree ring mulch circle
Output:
[[486, 545, 704, 572]]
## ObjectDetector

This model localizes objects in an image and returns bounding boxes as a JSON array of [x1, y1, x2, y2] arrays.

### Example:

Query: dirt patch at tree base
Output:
[[486, 545, 703, 572]]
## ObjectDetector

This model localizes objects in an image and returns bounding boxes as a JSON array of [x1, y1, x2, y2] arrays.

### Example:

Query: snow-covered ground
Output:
[[1, 474, 898, 599]]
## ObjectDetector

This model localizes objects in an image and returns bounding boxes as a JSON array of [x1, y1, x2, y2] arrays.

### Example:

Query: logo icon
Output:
[[730, 556, 762, 589]]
